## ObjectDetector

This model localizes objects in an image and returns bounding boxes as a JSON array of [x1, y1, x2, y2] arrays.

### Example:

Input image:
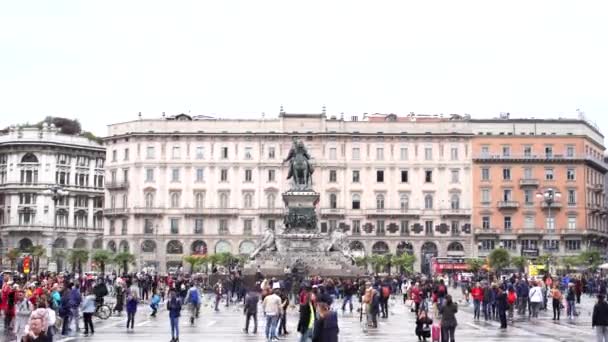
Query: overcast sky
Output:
[[1, 1, 607, 136]]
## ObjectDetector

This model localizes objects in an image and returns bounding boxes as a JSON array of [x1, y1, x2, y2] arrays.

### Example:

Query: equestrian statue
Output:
[[283, 140, 314, 190]]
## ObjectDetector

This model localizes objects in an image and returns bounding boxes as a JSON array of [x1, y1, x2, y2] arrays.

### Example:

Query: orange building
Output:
[[471, 119, 608, 260]]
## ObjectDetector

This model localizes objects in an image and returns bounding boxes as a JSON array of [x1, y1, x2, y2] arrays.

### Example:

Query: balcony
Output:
[[198, 208, 239, 217], [0, 224, 102, 233], [106, 181, 129, 190], [132, 207, 165, 216], [364, 208, 421, 218], [590, 183, 604, 192], [519, 179, 540, 188], [439, 208, 471, 218], [474, 227, 499, 236], [258, 208, 286, 217], [103, 208, 130, 216], [518, 228, 544, 236], [497, 201, 519, 210], [541, 202, 562, 209]]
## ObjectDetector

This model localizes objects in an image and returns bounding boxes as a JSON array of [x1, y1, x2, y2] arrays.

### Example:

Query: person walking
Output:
[[114, 280, 125, 316], [380, 281, 391, 319], [506, 286, 517, 323], [297, 288, 316, 342], [482, 283, 492, 321], [126, 291, 138, 331], [342, 281, 355, 313], [496, 288, 508, 329], [471, 282, 483, 320], [415, 310, 433, 342], [81, 290, 96, 336], [312, 301, 339, 342], [566, 283, 577, 319], [439, 295, 458, 342], [150, 290, 161, 317], [243, 288, 259, 334], [278, 289, 290, 336], [185, 283, 201, 325], [214, 280, 224, 312], [167, 289, 182, 342], [592, 294, 608, 342], [411, 283, 423, 315], [516, 279, 529, 316], [14, 288, 34, 342], [551, 284, 563, 321], [263, 286, 283, 342], [529, 281, 543, 319]]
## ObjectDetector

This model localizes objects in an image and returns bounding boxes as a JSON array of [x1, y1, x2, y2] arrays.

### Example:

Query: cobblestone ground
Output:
[[1, 292, 599, 341]]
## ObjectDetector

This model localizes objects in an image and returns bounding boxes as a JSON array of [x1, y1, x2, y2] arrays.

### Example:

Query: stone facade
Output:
[[0, 125, 105, 272]]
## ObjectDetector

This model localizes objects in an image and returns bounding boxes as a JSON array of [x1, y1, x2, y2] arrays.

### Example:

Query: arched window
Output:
[[93, 211, 103, 228], [92, 238, 103, 249], [352, 194, 361, 210], [73, 238, 87, 249], [219, 193, 229, 208], [19, 238, 33, 252], [424, 194, 433, 209], [195, 192, 204, 209], [141, 240, 157, 253], [170, 192, 180, 208], [400, 194, 409, 210], [215, 240, 232, 254], [166, 240, 183, 254], [376, 194, 385, 210], [239, 240, 256, 255], [21, 153, 38, 163], [55, 209, 68, 227], [244, 193, 253, 208], [372, 241, 389, 255], [451, 194, 460, 210], [267, 193, 276, 209], [145, 192, 154, 208], [74, 210, 87, 228], [107, 241, 117, 253], [329, 193, 337, 209], [447, 241, 464, 252], [119, 240, 129, 253]]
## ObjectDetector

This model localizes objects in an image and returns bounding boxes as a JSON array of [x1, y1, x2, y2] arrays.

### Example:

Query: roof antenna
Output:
[[138, 112, 142, 120], [322, 105, 326, 115], [280, 105, 285, 114], [162, 112, 166, 118]]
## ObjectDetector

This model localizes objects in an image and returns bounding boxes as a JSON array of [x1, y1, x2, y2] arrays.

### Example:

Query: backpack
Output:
[[189, 288, 200, 304], [438, 285, 446, 296], [507, 292, 516, 305], [381, 286, 390, 298]]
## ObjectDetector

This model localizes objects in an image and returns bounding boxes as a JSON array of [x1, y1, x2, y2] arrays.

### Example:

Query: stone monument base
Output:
[[243, 250, 362, 277]]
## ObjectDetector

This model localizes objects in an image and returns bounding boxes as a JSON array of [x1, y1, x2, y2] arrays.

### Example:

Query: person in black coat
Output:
[[297, 291, 316, 341], [312, 302, 339, 342], [243, 289, 259, 334], [496, 288, 509, 329], [415, 310, 433, 342], [592, 294, 608, 341]]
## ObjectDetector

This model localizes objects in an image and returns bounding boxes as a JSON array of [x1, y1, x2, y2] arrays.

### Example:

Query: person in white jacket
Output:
[[529, 281, 544, 319]]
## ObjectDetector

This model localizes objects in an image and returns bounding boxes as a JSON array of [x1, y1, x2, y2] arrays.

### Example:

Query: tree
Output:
[[114, 252, 136, 275], [511, 256, 528, 273], [92, 250, 114, 276], [354, 256, 369, 269], [488, 248, 510, 274], [370, 255, 390, 275], [183, 255, 207, 274], [7, 248, 21, 270], [40, 116, 82, 135], [579, 250, 602, 271], [392, 253, 416, 275], [68, 249, 89, 274], [466, 258, 485, 273], [28, 245, 46, 275], [561, 256, 582, 272]]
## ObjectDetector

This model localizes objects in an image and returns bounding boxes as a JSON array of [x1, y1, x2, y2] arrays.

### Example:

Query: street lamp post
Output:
[[536, 188, 561, 232], [43, 185, 69, 272]]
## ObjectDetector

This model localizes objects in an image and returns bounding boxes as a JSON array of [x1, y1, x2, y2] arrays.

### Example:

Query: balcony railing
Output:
[[541, 202, 562, 209], [103, 208, 130, 216], [106, 182, 129, 190], [0, 224, 101, 232], [519, 179, 540, 187], [474, 227, 499, 235], [364, 208, 421, 217], [497, 201, 519, 209], [439, 208, 471, 217], [320, 208, 346, 216], [474, 154, 608, 172], [132, 207, 165, 215]]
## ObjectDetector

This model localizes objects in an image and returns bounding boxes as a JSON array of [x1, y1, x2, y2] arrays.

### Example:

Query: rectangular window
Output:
[[450, 147, 458, 160], [481, 168, 490, 181], [545, 146, 553, 158], [172, 146, 181, 159], [568, 216, 576, 230], [425, 170, 432, 183], [329, 148, 337, 160], [352, 170, 360, 183], [329, 170, 337, 183], [524, 216, 534, 228], [376, 147, 384, 160], [195, 146, 205, 159], [401, 170, 408, 183], [170, 218, 179, 234], [221, 147, 229, 159], [451, 169, 459, 183], [123, 148, 129, 161], [244, 169, 253, 182], [502, 168, 511, 180], [524, 167, 533, 179], [352, 147, 360, 160], [145, 168, 154, 182], [523, 146, 532, 157], [376, 170, 384, 183], [543, 240, 559, 251], [545, 168, 554, 180], [352, 220, 361, 235], [482, 216, 490, 229], [400, 220, 409, 235], [565, 240, 581, 251], [195, 168, 204, 182], [244, 147, 253, 160], [480, 240, 495, 251], [144, 219, 154, 234], [400, 148, 408, 161], [377, 220, 385, 235], [220, 169, 228, 182], [424, 147, 432, 160], [502, 240, 517, 250], [424, 221, 433, 235], [568, 190, 576, 205], [524, 190, 533, 205], [481, 189, 490, 203], [194, 219, 204, 234], [146, 146, 155, 159], [123, 169, 129, 182], [567, 168, 576, 181], [502, 145, 511, 157], [566, 145, 575, 157], [481, 146, 490, 157], [268, 169, 276, 182], [171, 168, 180, 182], [329, 220, 337, 233], [546, 217, 555, 230], [503, 189, 512, 201], [268, 219, 275, 230], [268, 147, 276, 159], [112, 150, 117, 162], [243, 219, 253, 235], [504, 216, 512, 231], [219, 219, 229, 234]]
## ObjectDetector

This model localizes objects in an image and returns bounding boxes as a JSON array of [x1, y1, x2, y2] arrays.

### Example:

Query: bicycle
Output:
[[95, 302, 112, 320]]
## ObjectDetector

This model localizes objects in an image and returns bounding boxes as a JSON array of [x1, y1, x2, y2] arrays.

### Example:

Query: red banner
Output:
[[23, 256, 31, 274]]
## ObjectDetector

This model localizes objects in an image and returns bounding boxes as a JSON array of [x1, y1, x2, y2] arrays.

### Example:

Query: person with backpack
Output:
[[592, 294, 608, 341], [185, 283, 201, 325], [415, 309, 433, 342], [506, 286, 517, 322], [380, 282, 391, 319], [551, 284, 563, 320], [370, 287, 380, 328], [167, 289, 182, 342], [435, 280, 448, 309]]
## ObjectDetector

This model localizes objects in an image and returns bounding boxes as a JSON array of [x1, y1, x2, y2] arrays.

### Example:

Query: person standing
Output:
[[214, 280, 224, 312], [150, 290, 161, 317], [411, 283, 423, 315], [471, 282, 483, 320], [439, 295, 458, 342], [243, 288, 259, 334], [21, 311, 52, 342], [592, 294, 608, 342], [496, 288, 508, 329], [297, 289, 316, 342], [279, 289, 290, 336], [14, 288, 34, 342], [342, 281, 355, 313], [263, 287, 283, 342], [81, 290, 96, 336], [529, 281, 543, 319], [506, 286, 517, 323], [566, 283, 577, 320], [551, 284, 563, 321], [125, 291, 138, 331], [415, 310, 433, 342], [516, 279, 529, 316], [312, 301, 339, 342], [114, 281, 125, 316], [167, 289, 182, 342]]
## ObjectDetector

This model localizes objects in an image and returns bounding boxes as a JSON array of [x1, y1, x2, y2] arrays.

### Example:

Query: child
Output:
[[126, 291, 138, 331], [150, 290, 161, 317]]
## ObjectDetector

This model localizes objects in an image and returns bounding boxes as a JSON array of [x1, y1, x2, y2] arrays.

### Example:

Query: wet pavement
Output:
[[1, 293, 599, 341]]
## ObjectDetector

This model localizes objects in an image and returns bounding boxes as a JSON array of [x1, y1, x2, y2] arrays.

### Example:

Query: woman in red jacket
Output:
[[471, 282, 484, 320]]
